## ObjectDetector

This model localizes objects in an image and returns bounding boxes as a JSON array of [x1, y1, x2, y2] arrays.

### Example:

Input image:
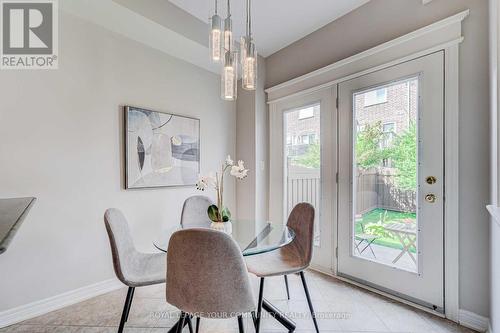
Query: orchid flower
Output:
[[196, 155, 249, 222], [196, 173, 216, 191], [230, 160, 249, 179]]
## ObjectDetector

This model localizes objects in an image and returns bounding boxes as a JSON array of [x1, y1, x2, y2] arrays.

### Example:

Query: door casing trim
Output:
[[267, 11, 467, 322]]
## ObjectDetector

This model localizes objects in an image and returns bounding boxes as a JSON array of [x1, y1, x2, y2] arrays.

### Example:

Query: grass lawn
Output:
[[355, 208, 417, 252]]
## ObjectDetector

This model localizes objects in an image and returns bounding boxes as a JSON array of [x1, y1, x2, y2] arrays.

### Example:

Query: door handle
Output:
[[425, 194, 437, 203], [426, 176, 437, 185]]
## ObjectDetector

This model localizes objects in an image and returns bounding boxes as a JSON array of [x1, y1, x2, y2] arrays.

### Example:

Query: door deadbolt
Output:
[[425, 194, 437, 203], [426, 176, 437, 185]]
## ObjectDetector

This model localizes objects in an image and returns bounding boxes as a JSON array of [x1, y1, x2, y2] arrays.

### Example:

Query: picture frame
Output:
[[124, 106, 200, 189]]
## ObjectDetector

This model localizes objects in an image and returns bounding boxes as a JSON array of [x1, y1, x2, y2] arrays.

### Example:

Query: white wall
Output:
[[0, 11, 236, 312], [265, 0, 490, 318]]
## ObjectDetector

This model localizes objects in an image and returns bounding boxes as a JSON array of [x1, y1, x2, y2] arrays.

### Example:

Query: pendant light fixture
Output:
[[223, 0, 233, 52], [221, 0, 237, 101], [209, 0, 222, 62], [241, 0, 257, 91], [209, 0, 257, 100], [221, 43, 237, 101]]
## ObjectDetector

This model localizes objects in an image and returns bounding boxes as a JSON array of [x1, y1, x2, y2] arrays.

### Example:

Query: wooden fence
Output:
[[356, 169, 416, 214], [286, 166, 416, 219]]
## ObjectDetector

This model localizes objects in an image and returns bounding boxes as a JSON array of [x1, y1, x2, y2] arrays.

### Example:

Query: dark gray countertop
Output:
[[0, 197, 36, 254]]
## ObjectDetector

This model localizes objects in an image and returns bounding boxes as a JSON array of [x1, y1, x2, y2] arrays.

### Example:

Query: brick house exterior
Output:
[[284, 77, 418, 162], [285, 104, 320, 159], [355, 77, 418, 139]]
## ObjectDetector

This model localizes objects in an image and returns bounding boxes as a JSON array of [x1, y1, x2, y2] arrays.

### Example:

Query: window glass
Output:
[[364, 88, 388, 106], [298, 107, 314, 120]]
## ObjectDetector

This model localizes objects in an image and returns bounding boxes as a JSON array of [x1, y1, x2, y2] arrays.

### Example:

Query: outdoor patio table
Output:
[[384, 222, 417, 265]]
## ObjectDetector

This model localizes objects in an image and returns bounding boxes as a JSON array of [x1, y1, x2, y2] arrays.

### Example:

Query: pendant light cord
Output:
[[248, 0, 252, 38], [215, 0, 218, 15], [245, 0, 249, 37], [227, 0, 231, 18]]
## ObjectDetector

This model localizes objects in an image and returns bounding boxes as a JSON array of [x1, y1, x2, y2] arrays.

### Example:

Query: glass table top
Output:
[[153, 220, 295, 256]]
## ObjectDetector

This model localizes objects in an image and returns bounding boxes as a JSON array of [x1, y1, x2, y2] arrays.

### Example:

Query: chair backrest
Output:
[[180, 195, 214, 228], [166, 228, 255, 317], [104, 208, 139, 285], [287, 203, 315, 267]]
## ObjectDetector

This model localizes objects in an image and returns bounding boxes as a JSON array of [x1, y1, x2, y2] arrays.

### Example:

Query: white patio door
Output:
[[337, 52, 445, 311], [269, 87, 336, 271]]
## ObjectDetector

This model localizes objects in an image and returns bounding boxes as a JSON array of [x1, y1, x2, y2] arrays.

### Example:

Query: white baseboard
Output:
[[0, 278, 123, 328], [459, 309, 490, 332]]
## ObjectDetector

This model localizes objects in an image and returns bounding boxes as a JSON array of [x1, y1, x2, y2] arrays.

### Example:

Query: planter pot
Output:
[[210, 221, 233, 235]]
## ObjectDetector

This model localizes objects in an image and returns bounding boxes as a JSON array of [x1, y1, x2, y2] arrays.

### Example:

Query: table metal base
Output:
[[262, 298, 296, 332], [167, 299, 296, 333], [168, 315, 190, 333]]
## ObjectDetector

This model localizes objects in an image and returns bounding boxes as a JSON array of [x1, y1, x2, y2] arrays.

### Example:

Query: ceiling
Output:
[[169, 0, 370, 57]]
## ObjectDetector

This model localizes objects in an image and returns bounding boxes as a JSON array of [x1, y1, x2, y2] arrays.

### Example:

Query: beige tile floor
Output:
[[0, 270, 475, 333]]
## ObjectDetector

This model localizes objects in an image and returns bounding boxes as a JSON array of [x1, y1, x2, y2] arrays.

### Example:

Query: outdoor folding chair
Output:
[[354, 215, 378, 258]]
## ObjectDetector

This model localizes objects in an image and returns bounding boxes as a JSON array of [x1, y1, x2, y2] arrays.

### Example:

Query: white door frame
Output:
[[268, 87, 336, 270], [337, 52, 445, 311], [266, 10, 468, 321]]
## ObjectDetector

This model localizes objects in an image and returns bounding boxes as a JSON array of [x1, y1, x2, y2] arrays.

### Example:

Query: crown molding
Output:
[[265, 9, 469, 100]]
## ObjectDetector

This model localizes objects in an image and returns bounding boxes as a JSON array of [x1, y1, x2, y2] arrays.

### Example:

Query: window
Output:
[[364, 88, 388, 106], [301, 135, 310, 145], [286, 135, 292, 145], [298, 107, 314, 119], [309, 134, 316, 144], [381, 122, 395, 148]]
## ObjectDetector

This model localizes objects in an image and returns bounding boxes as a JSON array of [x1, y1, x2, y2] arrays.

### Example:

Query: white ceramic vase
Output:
[[210, 221, 233, 235]]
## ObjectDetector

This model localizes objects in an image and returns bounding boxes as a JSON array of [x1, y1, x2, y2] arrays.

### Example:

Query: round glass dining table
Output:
[[153, 220, 298, 332], [153, 219, 295, 256]]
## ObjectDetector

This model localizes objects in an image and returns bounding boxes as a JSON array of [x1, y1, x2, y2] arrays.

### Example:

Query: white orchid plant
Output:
[[196, 155, 248, 223]]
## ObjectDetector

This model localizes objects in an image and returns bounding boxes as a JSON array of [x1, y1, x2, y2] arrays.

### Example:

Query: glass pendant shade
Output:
[[242, 40, 257, 90], [240, 36, 247, 64], [223, 17, 233, 52], [221, 51, 237, 101], [210, 14, 222, 62]]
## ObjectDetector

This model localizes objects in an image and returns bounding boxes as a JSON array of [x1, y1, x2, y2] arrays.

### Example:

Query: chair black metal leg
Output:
[[186, 315, 193, 333], [299, 271, 319, 333], [368, 243, 376, 258], [251, 311, 257, 327], [124, 287, 135, 322], [284, 275, 290, 300], [255, 277, 265, 333], [118, 286, 135, 333], [176, 312, 187, 333], [238, 315, 245, 333], [195, 317, 200, 333]]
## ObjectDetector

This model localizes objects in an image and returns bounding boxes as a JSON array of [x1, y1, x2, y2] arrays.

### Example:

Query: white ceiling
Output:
[[169, 0, 370, 57]]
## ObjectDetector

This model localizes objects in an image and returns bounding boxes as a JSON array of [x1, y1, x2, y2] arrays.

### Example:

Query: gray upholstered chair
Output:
[[166, 228, 255, 333], [180, 195, 214, 332], [180, 195, 213, 228], [245, 203, 319, 333], [104, 209, 190, 333]]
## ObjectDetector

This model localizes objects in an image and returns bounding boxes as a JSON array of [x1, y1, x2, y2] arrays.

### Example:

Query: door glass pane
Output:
[[285, 104, 321, 246], [353, 77, 418, 272]]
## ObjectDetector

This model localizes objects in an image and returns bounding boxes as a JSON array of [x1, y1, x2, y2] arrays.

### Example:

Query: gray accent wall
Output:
[[236, 56, 268, 222], [265, 0, 490, 318], [489, 0, 500, 331]]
